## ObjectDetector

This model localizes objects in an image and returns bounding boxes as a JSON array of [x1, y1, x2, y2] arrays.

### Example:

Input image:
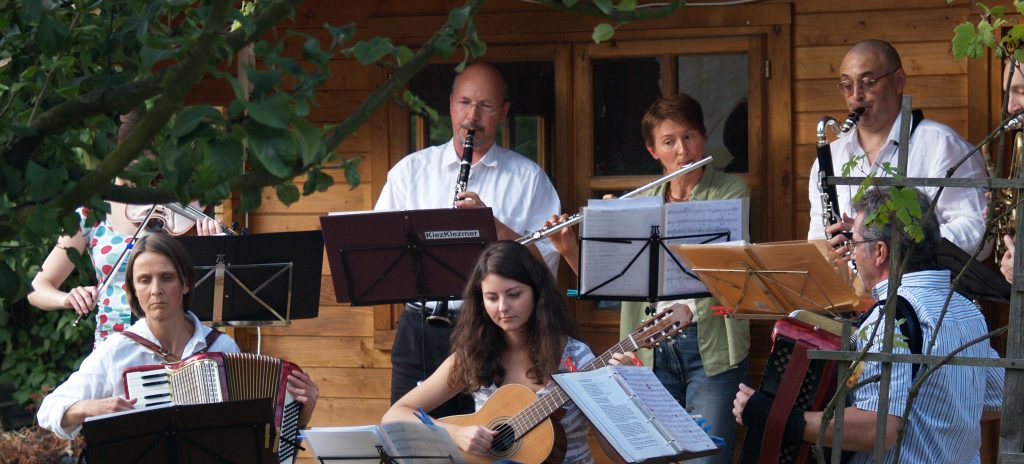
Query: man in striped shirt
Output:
[[735, 186, 1003, 463]]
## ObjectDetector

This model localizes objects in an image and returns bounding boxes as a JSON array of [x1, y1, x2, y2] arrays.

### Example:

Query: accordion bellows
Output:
[[123, 352, 303, 464]]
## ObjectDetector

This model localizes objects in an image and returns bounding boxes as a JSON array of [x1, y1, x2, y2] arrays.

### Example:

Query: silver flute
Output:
[[517, 156, 714, 246]]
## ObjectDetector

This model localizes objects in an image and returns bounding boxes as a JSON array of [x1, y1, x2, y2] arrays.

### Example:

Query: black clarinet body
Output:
[[815, 108, 862, 243], [427, 130, 476, 328]]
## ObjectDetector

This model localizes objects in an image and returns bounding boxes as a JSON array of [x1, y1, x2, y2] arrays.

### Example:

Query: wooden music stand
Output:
[[176, 231, 324, 327], [670, 240, 860, 318], [319, 208, 497, 306], [82, 399, 280, 463]]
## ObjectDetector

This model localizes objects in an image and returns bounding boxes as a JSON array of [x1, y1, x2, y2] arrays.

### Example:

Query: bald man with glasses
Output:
[[807, 39, 988, 257]]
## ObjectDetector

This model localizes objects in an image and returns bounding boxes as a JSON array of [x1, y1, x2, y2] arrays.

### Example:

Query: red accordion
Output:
[[123, 352, 304, 464], [740, 314, 841, 464]]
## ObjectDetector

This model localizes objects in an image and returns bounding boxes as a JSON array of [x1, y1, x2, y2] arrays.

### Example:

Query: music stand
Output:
[[935, 238, 1011, 304], [82, 399, 278, 463], [577, 225, 730, 317], [669, 240, 861, 318], [176, 231, 323, 327], [319, 208, 497, 305]]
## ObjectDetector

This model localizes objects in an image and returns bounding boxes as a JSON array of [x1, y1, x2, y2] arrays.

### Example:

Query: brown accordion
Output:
[[123, 352, 303, 464], [740, 313, 841, 464]]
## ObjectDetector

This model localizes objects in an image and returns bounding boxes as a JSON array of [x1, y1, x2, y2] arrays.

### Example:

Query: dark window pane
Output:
[[592, 58, 663, 176]]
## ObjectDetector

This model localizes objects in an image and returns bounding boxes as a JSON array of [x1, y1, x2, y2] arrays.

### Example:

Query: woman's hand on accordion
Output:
[[61, 396, 137, 430], [287, 371, 319, 428]]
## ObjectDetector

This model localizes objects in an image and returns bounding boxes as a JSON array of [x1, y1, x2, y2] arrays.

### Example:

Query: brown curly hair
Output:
[[448, 241, 577, 392]]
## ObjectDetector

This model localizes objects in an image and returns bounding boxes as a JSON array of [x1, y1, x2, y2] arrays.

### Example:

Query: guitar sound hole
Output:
[[490, 422, 517, 454]]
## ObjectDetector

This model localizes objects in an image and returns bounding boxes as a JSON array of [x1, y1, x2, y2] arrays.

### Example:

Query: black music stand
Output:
[[82, 399, 278, 463], [319, 208, 497, 305], [936, 238, 1011, 304], [176, 231, 323, 326], [578, 225, 729, 315]]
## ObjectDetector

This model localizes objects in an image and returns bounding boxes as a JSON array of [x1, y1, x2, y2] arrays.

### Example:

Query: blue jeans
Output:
[[654, 323, 749, 464]]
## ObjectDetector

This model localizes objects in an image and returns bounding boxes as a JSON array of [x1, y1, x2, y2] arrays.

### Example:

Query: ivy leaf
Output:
[[275, 183, 300, 205], [592, 23, 615, 44]]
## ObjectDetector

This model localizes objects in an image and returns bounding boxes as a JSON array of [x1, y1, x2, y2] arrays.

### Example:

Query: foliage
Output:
[[841, 154, 925, 243], [0, 0, 683, 408], [951, 0, 1024, 61]]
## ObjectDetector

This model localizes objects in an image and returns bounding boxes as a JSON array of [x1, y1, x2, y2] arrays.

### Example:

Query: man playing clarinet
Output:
[[374, 62, 560, 417]]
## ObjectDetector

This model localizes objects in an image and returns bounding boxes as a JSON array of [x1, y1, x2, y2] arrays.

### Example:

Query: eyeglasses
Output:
[[848, 238, 878, 253], [452, 98, 501, 116], [837, 68, 900, 96]]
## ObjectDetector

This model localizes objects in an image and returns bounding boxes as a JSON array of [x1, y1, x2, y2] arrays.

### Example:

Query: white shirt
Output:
[[808, 117, 987, 255], [375, 140, 562, 273], [36, 311, 240, 439]]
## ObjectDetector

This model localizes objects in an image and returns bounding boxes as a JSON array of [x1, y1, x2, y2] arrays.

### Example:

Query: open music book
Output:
[[670, 240, 860, 316], [304, 422, 466, 463], [579, 197, 747, 299], [553, 366, 718, 464]]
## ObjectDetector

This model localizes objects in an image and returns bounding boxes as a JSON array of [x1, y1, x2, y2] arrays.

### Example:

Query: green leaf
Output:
[[562, 0, 579, 7], [171, 105, 221, 139], [951, 22, 983, 60], [25, 162, 68, 202], [395, 46, 414, 66], [347, 37, 394, 65], [291, 117, 324, 166], [202, 137, 244, 181], [617, 0, 637, 12], [238, 188, 263, 214], [448, 5, 472, 30], [403, 90, 440, 122], [245, 93, 291, 130], [35, 14, 69, 55], [140, 45, 179, 70], [244, 66, 283, 95], [344, 157, 363, 188], [275, 183, 300, 205], [592, 23, 616, 44], [593, 0, 614, 15], [243, 120, 294, 178], [302, 36, 331, 64], [466, 38, 486, 58]]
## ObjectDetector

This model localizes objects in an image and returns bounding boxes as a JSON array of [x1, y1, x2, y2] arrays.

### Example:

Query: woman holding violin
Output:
[[28, 112, 224, 347]]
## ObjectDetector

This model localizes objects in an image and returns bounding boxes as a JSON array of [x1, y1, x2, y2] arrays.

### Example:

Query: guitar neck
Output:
[[506, 336, 640, 436]]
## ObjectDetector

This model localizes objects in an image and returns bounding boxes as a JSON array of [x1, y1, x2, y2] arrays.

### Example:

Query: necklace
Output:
[[665, 187, 691, 203]]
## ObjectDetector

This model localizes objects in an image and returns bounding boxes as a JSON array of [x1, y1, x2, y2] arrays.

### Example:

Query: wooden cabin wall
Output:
[[191, 1, 1000, 462]]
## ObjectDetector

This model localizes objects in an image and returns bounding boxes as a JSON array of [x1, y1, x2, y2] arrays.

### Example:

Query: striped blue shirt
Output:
[[848, 270, 1003, 464]]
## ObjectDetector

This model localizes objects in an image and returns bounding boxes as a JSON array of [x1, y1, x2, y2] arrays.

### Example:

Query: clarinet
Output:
[[452, 129, 475, 207], [816, 108, 862, 248], [425, 130, 476, 328]]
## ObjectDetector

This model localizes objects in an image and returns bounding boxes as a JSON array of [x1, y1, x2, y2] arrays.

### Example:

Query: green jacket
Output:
[[618, 167, 750, 376]]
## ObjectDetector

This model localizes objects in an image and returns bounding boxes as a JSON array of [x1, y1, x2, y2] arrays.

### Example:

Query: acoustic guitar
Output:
[[439, 306, 688, 464]]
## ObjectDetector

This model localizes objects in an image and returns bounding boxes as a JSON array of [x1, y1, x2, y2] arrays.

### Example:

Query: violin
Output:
[[123, 202, 239, 236]]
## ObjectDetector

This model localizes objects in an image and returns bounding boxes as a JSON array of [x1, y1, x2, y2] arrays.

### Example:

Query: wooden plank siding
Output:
[[193, 1, 1004, 462]]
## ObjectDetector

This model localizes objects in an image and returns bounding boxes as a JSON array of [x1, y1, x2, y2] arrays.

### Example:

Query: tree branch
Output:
[[520, 0, 682, 21], [321, 0, 487, 152]]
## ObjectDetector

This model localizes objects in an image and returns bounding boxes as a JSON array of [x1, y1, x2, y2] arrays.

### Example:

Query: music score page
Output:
[[554, 366, 717, 463]]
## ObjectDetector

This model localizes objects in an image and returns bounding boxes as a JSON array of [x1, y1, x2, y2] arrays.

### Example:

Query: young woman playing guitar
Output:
[[382, 240, 597, 464]]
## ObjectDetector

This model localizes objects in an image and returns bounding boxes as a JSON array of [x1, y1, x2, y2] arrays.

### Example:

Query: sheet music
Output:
[[304, 422, 465, 463], [662, 198, 748, 296], [554, 366, 716, 462], [305, 425, 382, 463], [614, 367, 717, 453], [580, 198, 663, 297]]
